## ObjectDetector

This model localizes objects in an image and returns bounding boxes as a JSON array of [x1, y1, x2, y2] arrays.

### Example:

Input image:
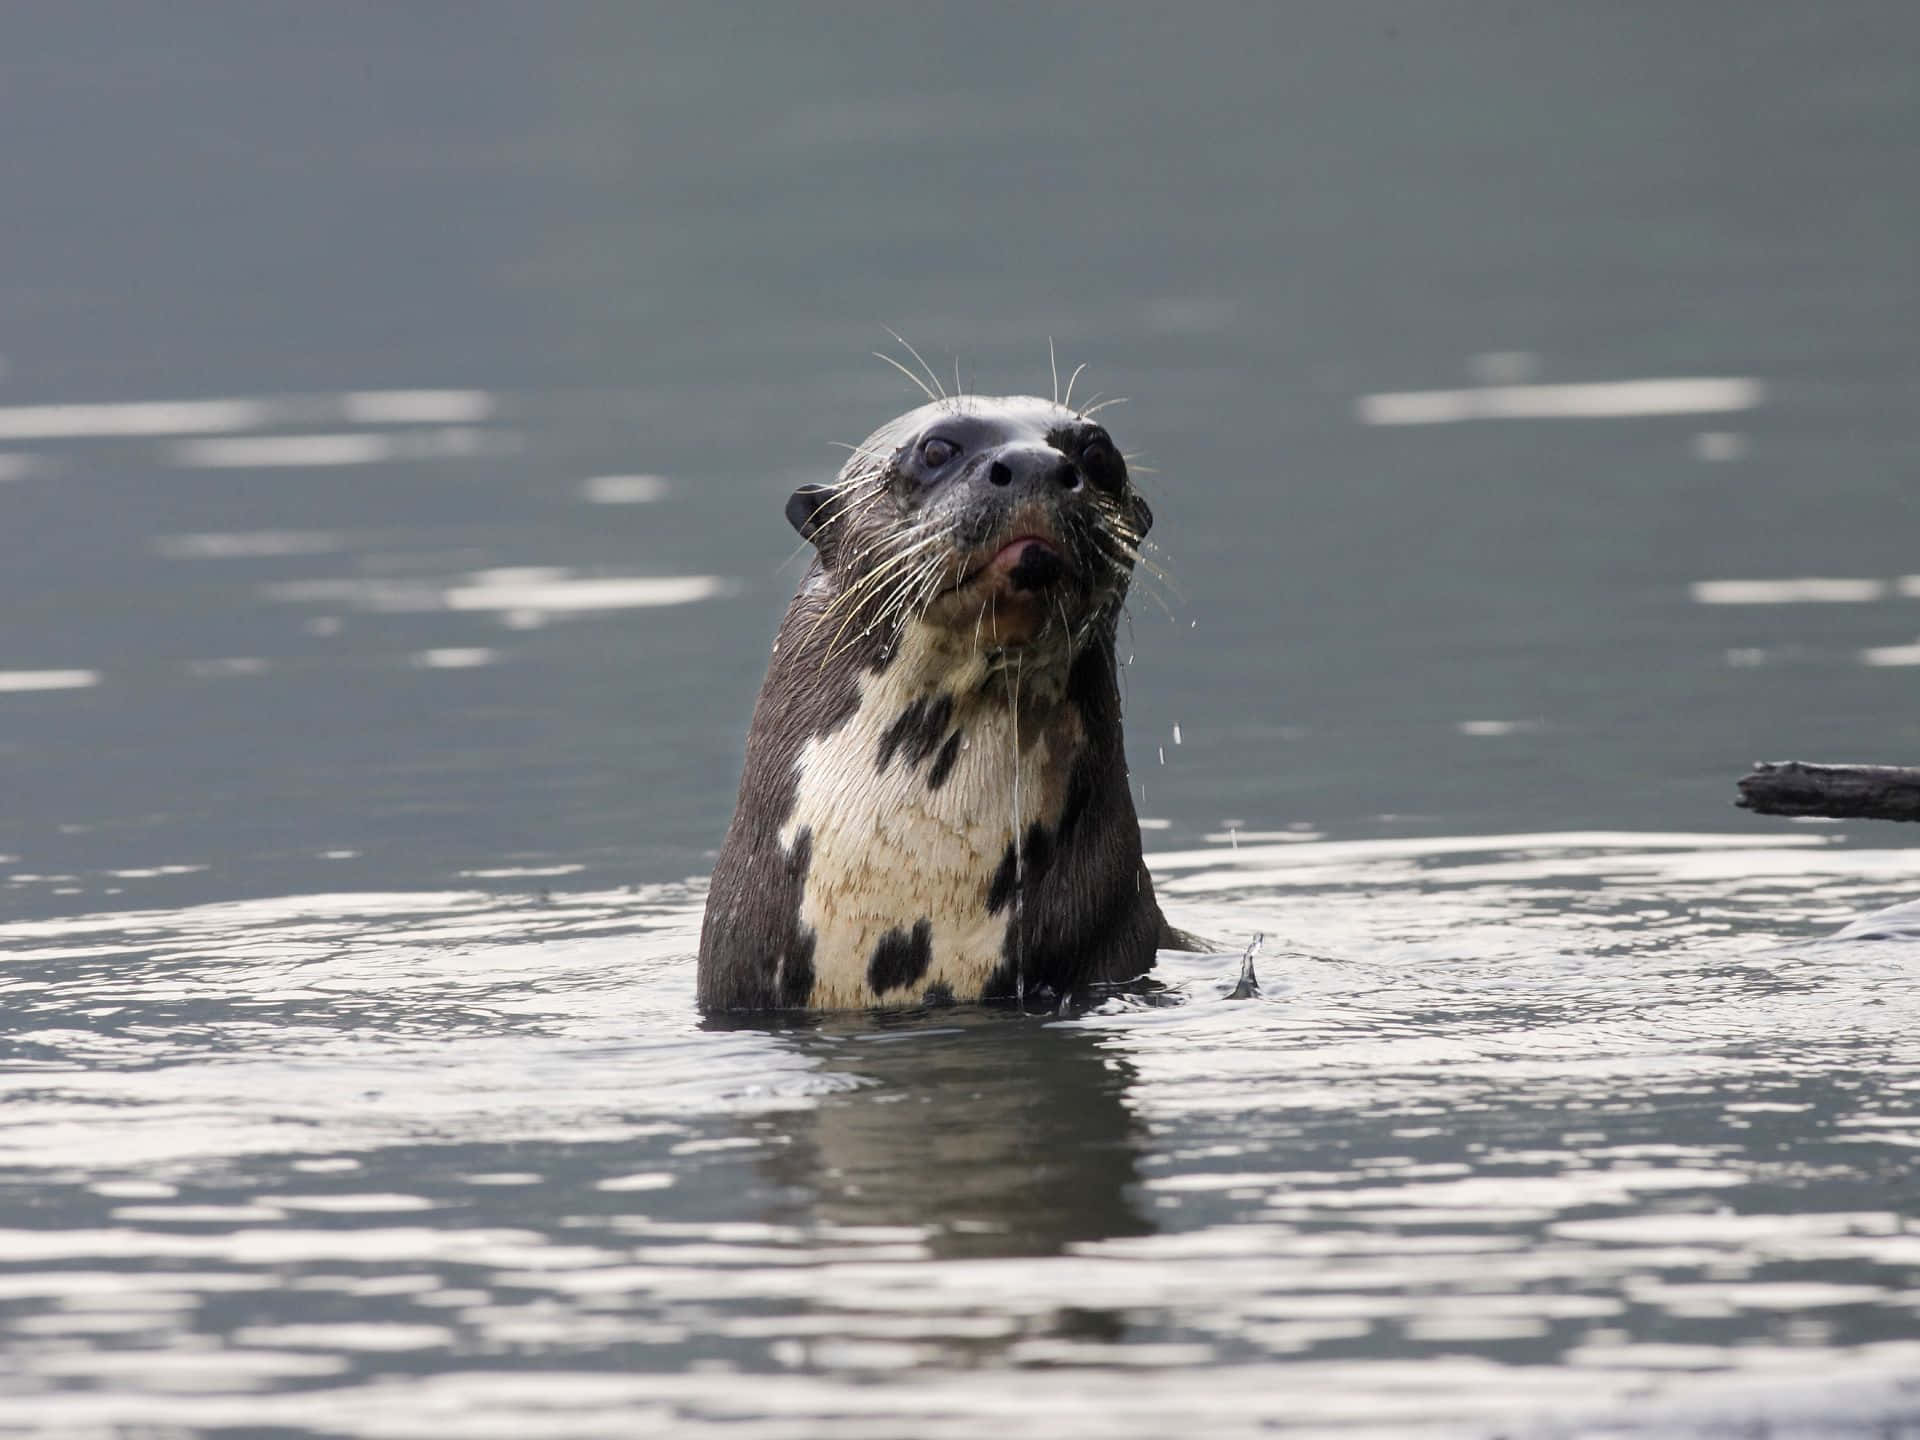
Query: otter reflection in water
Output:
[[717, 1010, 1152, 1262], [701, 391, 1191, 1012]]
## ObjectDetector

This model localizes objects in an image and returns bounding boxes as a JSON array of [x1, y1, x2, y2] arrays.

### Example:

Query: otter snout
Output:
[[953, 442, 1090, 593], [982, 442, 1082, 499]]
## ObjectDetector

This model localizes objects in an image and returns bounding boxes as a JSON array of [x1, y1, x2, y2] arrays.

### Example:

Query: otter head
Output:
[[787, 396, 1152, 670]]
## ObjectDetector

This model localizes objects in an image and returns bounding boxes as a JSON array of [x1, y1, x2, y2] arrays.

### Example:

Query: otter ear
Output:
[[786, 484, 834, 543], [1130, 493, 1154, 539]]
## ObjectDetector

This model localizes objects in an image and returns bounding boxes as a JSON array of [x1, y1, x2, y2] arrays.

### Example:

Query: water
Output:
[[8, 838, 1920, 1436], [4, 6, 1920, 1436]]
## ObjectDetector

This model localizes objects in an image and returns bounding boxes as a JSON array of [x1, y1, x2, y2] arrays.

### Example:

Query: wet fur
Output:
[[698, 396, 1176, 1012]]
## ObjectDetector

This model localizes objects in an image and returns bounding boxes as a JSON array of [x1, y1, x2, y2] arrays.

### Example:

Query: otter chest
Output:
[[777, 664, 1075, 1008]]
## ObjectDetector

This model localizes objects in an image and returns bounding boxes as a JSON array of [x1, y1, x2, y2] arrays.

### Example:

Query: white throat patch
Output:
[[776, 624, 1079, 1008]]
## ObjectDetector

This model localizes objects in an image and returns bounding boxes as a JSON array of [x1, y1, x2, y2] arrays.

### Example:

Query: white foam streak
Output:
[[154, 532, 344, 559], [0, 399, 275, 441], [1862, 643, 1920, 667], [268, 569, 730, 618], [0, 389, 497, 442], [339, 390, 494, 424], [176, 434, 396, 467], [443, 576, 729, 613], [1357, 377, 1763, 426], [411, 648, 497, 670], [185, 657, 270, 678], [582, 474, 669, 504], [172, 428, 494, 469], [0, 669, 100, 693], [1692, 578, 1886, 605]]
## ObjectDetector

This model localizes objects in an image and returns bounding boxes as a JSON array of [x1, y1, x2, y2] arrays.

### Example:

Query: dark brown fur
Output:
[[696, 578, 875, 1011]]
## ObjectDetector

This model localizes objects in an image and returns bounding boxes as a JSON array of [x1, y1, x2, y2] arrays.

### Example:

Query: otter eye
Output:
[[919, 436, 959, 469], [1079, 436, 1122, 489]]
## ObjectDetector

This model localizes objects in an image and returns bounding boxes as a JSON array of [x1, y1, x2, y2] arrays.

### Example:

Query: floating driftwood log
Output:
[[1736, 761, 1920, 823]]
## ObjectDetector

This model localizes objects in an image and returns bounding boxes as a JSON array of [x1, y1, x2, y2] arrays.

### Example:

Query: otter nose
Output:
[[984, 443, 1081, 496]]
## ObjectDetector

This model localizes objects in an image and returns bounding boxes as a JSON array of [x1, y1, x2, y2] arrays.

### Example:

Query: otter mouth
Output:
[[941, 533, 1082, 652], [958, 535, 1071, 594]]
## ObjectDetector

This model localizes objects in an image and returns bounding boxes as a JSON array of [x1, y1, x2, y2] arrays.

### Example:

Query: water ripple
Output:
[[4, 834, 1920, 1436]]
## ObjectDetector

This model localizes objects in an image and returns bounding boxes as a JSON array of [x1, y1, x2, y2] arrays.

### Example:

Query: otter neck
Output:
[[868, 611, 1080, 723], [770, 612, 1096, 1008]]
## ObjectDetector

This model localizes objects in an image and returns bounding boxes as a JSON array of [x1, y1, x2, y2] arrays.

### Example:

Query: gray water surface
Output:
[[4, 6, 1920, 1436]]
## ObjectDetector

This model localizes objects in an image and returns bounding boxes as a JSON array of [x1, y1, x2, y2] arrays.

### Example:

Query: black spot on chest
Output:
[[877, 694, 955, 773], [774, 828, 816, 1007], [867, 918, 933, 994], [927, 731, 963, 789]]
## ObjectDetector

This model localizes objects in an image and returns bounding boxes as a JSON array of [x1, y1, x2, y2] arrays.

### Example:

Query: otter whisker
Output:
[[905, 551, 951, 609], [1085, 530, 1178, 610], [882, 327, 946, 401], [843, 523, 949, 582], [1090, 531, 1153, 571], [1085, 396, 1129, 416], [885, 561, 951, 638], [1048, 338, 1059, 406], [815, 531, 949, 632], [1063, 362, 1088, 412], [1052, 590, 1075, 654], [1090, 534, 1178, 596], [1125, 577, 1179, 625], [804, 542, 934, 642], [1107, 569, 1178, 625], [1070, 524, 1112, 604], [811, 472, 890, 521], [822, 585, 918, 667], [1116, 545, 1179, 592], [1084, 511, 1148, 555], [820, 550, 951, 669], [873, 350, 937, 403], [870, 551, 947, 629], [826, 441, 898, 465], [813, 531, 954, 660], [777, 474, 895, 571]]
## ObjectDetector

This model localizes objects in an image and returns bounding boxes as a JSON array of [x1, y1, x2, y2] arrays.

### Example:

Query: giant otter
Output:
[[698, 393, 1183, 1011]]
